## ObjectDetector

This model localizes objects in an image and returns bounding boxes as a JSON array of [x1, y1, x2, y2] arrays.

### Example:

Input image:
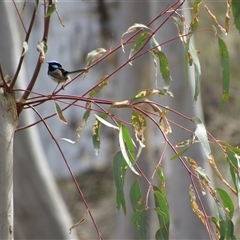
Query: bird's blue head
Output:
[[47, 60, 63, 71]]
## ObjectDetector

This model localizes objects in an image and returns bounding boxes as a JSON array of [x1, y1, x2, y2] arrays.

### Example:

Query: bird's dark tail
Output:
[[67, 69, 86, 74]]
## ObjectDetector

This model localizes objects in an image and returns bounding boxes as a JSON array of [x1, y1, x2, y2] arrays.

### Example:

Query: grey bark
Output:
[[0, 90, 17, 239]]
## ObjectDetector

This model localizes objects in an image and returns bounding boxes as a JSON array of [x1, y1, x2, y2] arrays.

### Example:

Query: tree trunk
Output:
[[0, 90, 17, 239]]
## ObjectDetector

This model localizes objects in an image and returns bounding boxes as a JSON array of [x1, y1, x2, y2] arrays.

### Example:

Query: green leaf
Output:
[[131, 211, 148, 240], [189, 40, 201, 103], [184, 37, 201, 103], [232, 0, 240, 34], [44, 2, 56, 17], [218, 37, 230, 110], [170, 146, 190, 160], [121, 23, 152, 52], [184, 38, 191, 86], [150, 36, 161, 53], [153, 185, 169, 239], [54, 102, 67, 124], [119, 124, 139, 175], [85, 48, 107, 67], [113, 151, 127, 214], [214, 199, 236, 240], [130, 179, 147, 240], [189, 0, 202, 32], [92, 114, 107, 155], [150, 47, 172, 90], [88, 76, 108, 98], [216, 188, 234, 220], [156, 167, 166, 195], [192, 116, 211, 158], [226, 150, 240, 209], [77, 109, 92, 131], [129, 32, 150, 65]]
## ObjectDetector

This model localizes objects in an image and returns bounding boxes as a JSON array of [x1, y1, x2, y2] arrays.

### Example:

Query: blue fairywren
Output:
[[47, 60, 86, 84]]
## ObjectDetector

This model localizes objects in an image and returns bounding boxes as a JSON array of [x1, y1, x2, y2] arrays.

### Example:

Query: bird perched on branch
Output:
[[47, 60, 86, 84]]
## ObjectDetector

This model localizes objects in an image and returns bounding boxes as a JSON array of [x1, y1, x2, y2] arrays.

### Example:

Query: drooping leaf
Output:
[[69, 211, 88, 234], [218, 37, 230, 110], [189, 40, 201, 103], [203, 3, 227, 34], [94, 114, 119, 130], [189, 185, 207, 226], [150, 45, 172, 90], [153, 185, 169, 239], [172, 15, 187, 44], [60, 133, 80, 144], [209, 155, 237, 195], [226, 150, 240, 208], [150, 35, 161, 53], [54, 102, 67, 124], [85, 48, 107, 67], [192, 116, 211, 159], [149, 103, 172, 135], [189, 0, 202, 32], [92, 114, 107, 155], [130, 179, 147, 240], [121, 23, 152, 52], [213, 195, 236, 240], [216, 188, 234, 220], [88, 76, 108, 98], [156, 166, 166, 194], [170, 147, 190, 160], [185, 157, 215, 196], [232, 0, 240, 34], [129, 32, 150, 65], [131, 110, 146, 147], [77, 109, 92, 131], [113, 151, 127, 214], [119, 124, 139, 175]]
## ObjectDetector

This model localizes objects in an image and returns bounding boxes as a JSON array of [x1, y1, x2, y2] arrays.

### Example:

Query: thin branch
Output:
[[17, 0, 51, 113], [11, 0, 39, 89], [30, 105, 104, 240], [12, 0, 27, 34]]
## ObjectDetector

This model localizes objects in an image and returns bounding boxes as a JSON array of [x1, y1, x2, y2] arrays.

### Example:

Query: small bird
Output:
[[47, 60, 86, 84]]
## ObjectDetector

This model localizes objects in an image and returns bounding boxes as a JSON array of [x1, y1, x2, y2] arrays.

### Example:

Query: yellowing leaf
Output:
[[131, 110, 146, 147], [85, 48, 107, 67], [69, 212, 88, 234], [88, 76, 108, 97], [209, 155, 237, 196], [189, 185, 207, 226], [54, 102, 67, 124]]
